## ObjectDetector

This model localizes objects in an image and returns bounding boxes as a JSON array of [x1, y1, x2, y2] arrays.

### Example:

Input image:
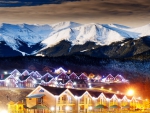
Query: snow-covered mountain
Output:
[[41, 23, 150, 48], [0, 21, 150, 57]]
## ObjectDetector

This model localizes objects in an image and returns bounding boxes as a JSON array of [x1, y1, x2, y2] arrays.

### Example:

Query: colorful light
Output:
[[127, 89, 134, 96]]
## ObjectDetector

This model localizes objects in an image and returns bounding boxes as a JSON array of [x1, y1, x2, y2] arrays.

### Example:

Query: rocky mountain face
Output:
[[38, 36, 150, 58], [0, 21, 150, 58]]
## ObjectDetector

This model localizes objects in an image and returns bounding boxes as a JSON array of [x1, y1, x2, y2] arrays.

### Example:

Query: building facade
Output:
[[23, 85, 142, 113], [0, 68, 129, 88]]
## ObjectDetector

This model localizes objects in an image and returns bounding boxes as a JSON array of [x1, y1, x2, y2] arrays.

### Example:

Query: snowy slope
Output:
[[0, 21, 80, 51], [0, 21, 150, 56], [0, 23, 52, 49], [41, 23, 150, 48]]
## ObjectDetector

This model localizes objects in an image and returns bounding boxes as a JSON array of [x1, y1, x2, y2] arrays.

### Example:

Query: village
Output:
[[0, 67, 149, 113], [0, 67, 129, 89]]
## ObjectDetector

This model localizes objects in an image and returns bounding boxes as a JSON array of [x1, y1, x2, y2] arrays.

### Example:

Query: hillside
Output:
[[0, 88, 32, 110]]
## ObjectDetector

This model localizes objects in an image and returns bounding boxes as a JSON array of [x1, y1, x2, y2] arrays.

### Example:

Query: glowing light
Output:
[[51, 107, 55, 111], [65, 106, 69, 111], [73, 82, 76, 85], [138, 97, 141, 100], [127, 89, 134, 96], [75, 95, 78, 99], [6, 79, 9, 83], [88, 83, 91, 86], [55, 67, 67, 74], [109, 88, 112, 91], [68, 70, 71, 74], [4, 71, 7, 74], [1, 110, 8, 113], [15, 76, 19, 80], [54, 81, 58, 85], [92, 97, 95, 100], [116, 91, 119, 94], [33, 80, 37, 84], [101, 86, 104, 89], [89, 106, 92, 110]]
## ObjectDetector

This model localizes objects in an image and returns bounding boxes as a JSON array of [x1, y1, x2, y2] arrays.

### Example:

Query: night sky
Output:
[[0, 0, 150, 27]]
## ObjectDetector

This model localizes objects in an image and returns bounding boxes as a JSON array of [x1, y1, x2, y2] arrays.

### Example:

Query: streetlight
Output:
[[4, 71, 7, 74], [127, 89, 134, 96]]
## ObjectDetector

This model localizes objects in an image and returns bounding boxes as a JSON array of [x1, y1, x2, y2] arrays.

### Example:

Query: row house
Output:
[[17, 76, 37, 88], [24, 85, 143, 113], [0, 69, 128, 88], [0, 71, 18, 87], [101, 74, 128, 83]]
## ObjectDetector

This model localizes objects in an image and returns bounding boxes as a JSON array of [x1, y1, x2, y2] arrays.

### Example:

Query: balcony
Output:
[[58, 100, 75, 104], [57, 110, 74, 113], [79, 101, 84, 104]]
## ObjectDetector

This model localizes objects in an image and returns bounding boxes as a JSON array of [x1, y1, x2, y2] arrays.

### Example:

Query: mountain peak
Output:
[[0, 22, 150, 57], [51, 21, 81, 30]]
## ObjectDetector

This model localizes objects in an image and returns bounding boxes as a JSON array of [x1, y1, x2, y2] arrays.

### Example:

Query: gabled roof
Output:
[[0, 74, 11, 80], [75, 80, 87, 84], [69, 89, 86, 97], [104, 93, 114, 99], [127, 96, 134, 100], [106, 74, 114, 79], [19, 75, 34, 81], [21, 70, 30, 76], [27, 94, 45, 98], [88, 91, 101, 98], [116, 94, 125, 99], [41, 85, 66, 95], [7, 101, 15, 105], [41, 76, 53, 83], [79, 73, 88, 79], [114, 74, 125, 81], [57, 72, 69, 79], [65, 80, 73, 84], [10, 69, 21, 75], [42, 73, 53, 78], [55, 67, 67, 74], [69, 72, 79, 79], [30, 85, 129, 100]]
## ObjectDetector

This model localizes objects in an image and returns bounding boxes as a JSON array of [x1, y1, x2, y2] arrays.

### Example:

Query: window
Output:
[[38, 98, 43, 104]]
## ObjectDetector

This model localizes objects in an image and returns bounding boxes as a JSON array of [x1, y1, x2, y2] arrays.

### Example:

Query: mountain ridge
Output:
[[0, 21, 150, 57]]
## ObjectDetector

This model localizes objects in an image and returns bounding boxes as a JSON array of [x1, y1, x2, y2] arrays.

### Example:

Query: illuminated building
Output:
[[22, 85, 142, 113]]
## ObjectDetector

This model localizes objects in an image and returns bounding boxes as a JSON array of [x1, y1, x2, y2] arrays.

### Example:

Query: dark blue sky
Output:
[[0, 0, 80, 7], [0, 0, 149, 27]]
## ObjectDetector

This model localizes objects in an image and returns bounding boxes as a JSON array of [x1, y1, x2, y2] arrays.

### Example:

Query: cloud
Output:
[[0, 0, 149, 27]]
